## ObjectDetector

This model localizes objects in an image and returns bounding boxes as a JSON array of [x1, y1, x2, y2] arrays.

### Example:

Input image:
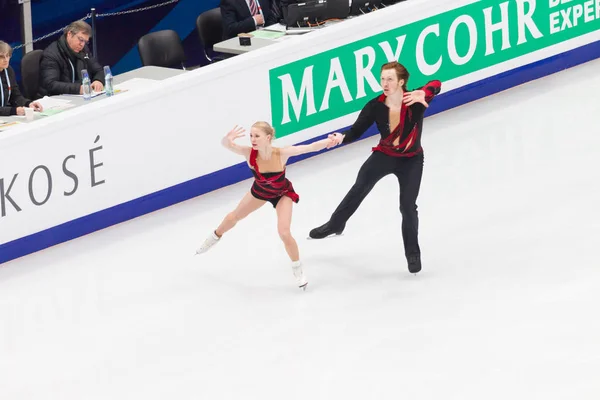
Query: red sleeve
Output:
[[419, 80, 442, 102]]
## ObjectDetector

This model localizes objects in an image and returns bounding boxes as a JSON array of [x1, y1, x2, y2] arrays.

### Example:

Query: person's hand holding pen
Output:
[[253, 14, 265, 25], [253, 4, 264, 26]]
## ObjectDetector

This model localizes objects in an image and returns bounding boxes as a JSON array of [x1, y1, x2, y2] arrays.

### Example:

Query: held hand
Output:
[[30, 101, 43, 112], [403, 90, 428, 108], [325, 137, 337, 149], [16, 107, 25, 116], [328, 132, 344, 145], [226, 125, 246, 143], [91, 81, 104, 92]]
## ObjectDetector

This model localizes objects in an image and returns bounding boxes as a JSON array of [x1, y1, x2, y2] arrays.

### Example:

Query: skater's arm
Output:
[[280, 137, 336, 159], [221, 125, 251, 156], [406, 80, 442, 107], [341, 99, 377, 144], [419, 80, 442, 102], [403, 80, 442, 112]]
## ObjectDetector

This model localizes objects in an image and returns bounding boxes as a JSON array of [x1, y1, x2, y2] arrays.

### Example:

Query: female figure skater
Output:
[[309, 61, 442, 275], [196, 121, 338, 290]]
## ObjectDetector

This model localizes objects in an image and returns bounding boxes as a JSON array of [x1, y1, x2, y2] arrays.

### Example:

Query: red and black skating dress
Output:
[[249, 147, 299, 208]]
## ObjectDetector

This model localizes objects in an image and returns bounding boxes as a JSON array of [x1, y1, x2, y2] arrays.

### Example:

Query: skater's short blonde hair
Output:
[[252, 121, 275, 141]]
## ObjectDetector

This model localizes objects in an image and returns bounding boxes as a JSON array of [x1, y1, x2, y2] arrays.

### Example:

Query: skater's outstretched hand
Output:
[[280, 134, 339, 162], [222, 125, 251, 157], [225, 125, 246, 142], [403, 90, 428, 108]]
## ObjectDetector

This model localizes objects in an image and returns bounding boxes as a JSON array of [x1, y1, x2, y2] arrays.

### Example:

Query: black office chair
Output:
[[137, 30, 187, 69], [20, 49, 43, 100], [196, 8, 228, 63]]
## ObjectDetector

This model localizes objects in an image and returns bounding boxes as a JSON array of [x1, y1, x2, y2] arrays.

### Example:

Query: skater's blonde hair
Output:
[[252, 121, 275, 141]]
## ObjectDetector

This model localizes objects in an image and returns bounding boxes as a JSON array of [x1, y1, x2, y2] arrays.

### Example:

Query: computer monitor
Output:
[[285, 0, 328, 27], [285, 0, 350, 28], [380, 0, 407, 7], [350, 0, 382, 15], [326, 0, 351, 20]]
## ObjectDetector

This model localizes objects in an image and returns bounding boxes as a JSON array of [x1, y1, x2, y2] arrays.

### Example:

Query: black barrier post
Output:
[[91, 8, 98, 58]]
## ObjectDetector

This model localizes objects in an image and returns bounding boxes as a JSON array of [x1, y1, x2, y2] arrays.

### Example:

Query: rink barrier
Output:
[[1, 39, 600, 265]]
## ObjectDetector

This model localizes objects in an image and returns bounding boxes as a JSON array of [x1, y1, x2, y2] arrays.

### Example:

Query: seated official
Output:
[[221, 0, 278, 39], [39, 20, 105, 96], [0, 41, 43, 117]]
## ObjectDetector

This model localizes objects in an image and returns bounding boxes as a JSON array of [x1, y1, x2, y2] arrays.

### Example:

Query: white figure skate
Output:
[[291, 261, 308, 291], [195, 231, 220, 255]]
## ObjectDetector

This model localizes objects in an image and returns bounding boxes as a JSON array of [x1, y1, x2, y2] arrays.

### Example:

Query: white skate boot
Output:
[[195, 231, 220, 255], [291, 261, 308, 291]]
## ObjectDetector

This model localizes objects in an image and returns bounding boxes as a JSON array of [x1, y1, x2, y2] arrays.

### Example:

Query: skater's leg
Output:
[[395, 153, 424, 272], [276, 196, 299, 261], [196, 192, 265, 255], [215, 192, 266, 237], [329, 152, 393, 226], [276, 196, 307, 289], [310, 152, 393, 238]]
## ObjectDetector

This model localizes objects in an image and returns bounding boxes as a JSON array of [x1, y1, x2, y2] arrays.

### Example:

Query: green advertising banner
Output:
[[269, 0, 600, 137]]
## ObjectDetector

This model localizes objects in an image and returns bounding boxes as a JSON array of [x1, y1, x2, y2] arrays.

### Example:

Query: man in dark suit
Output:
[[220, 0, 278, 39]]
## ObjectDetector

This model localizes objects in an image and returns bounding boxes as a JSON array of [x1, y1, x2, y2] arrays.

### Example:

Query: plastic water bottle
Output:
[[81, 69, 92, 101], [104, 65, 114, 97]]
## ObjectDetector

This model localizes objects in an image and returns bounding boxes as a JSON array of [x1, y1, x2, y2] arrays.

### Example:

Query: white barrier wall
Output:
[[1, 0, 599, 261]]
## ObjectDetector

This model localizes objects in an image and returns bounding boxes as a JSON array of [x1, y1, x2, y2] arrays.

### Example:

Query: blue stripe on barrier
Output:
[[2, 39, 600, 264]]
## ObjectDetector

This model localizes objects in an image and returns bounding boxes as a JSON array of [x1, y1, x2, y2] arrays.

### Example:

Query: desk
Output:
[[111, 65, 187, 83], [213, 36, 281, 55], [0, 66, 187, 127], [213, 21, 342, 55]]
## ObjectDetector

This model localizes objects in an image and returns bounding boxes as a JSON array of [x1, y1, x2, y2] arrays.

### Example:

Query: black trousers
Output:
[[329, 151, 424, 257]]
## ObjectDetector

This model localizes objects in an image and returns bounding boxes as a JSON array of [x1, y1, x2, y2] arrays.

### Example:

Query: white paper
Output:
[[34, 96, 73, 108], [263, 23, 287, 32]]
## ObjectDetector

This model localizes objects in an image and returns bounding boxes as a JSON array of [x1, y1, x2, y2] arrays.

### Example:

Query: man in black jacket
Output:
[[0, 40, 43, 116], [221, 0, 278, 39], [39, 20, 105, 97]]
